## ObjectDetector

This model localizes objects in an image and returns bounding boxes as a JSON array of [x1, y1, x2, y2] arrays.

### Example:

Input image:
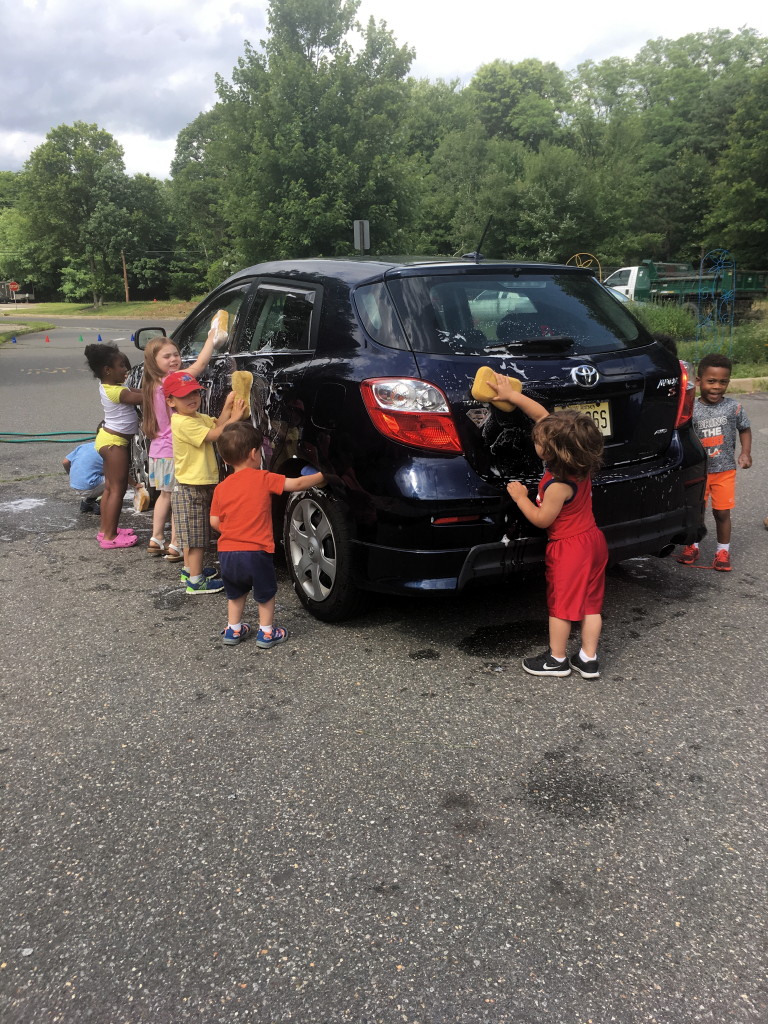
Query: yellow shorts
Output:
[[95, 427, 130, 452], [704, 469, 736, 511]]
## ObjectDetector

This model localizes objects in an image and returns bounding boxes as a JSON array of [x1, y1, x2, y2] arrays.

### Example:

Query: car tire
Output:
[[283, 489, 366, 622]]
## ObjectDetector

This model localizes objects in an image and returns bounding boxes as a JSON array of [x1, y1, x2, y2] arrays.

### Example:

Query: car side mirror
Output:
[[134, 327, 167, 351]]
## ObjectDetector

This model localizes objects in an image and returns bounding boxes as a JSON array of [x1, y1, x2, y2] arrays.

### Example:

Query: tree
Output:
[[707, 64, 768, 265], [123, 174, 175, 299], [214, 0, 415, 261], [18, 122, 135, 305], [169, 105, 231, 293], [467, 59, 569, 147]]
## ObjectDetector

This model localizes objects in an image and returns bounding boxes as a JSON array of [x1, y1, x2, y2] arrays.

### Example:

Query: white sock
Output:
[[228, 622, 242, 632], [580, 649, 596, 663], [717, 543, 730, 553], [189, 574, 203, 584], [260, 624, 273, 635], [550, 653, 566, 663]]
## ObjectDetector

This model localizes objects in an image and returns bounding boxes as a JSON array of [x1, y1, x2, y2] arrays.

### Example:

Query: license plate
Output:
[[553, 400, 612, 437]]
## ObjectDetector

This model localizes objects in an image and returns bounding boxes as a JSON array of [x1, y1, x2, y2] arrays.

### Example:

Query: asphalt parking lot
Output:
[[1, 325, 766, 1022]]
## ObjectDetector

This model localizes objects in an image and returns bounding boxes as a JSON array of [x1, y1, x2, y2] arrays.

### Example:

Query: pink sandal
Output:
[[97, 528, 135, 540], [98, 533, 139, 549]]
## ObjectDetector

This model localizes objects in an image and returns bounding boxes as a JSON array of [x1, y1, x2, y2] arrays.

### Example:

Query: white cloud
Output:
[[119, 135, 179, 178], [2, 0, 768, 179]]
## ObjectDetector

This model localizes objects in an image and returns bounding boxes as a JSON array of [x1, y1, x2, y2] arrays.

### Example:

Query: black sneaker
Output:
[[569, 652, 600, 679], [79, 497, 101, 515], [522, 650, 571, 677]]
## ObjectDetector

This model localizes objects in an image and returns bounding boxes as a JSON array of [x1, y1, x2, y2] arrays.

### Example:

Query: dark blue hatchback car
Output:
[[132, 258, 706, 620]]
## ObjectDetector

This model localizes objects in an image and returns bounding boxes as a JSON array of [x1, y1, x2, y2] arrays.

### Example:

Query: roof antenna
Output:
[[462, 217, 492, 263]]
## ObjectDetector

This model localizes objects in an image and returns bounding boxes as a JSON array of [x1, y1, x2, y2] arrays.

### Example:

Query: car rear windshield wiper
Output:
[[484, 336, 574, 354]]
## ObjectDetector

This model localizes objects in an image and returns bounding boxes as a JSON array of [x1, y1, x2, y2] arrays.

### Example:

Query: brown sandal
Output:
[[163, 543, 183, 563], [147, 537, 165, 557]]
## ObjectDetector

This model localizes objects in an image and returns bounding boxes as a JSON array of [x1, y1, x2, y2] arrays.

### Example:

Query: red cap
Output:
[[162, 371, 203, 399]]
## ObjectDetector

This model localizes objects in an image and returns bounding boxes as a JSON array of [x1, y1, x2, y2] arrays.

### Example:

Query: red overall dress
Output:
[[538, 470, 608, 621]]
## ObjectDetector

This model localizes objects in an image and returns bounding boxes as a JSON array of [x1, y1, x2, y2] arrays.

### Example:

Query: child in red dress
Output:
[[489, 373, 608, 679]]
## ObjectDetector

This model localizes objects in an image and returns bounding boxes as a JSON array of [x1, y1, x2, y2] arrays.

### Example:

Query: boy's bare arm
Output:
[[210, 515, 221, 532], [738, 427, 752, 468], [207, 395, 247, 440], [490, 373, 549, 422], [284, 472, 326, 493]]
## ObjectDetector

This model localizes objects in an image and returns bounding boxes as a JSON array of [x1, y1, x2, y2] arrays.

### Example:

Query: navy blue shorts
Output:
[[218, 550, 278, 604]]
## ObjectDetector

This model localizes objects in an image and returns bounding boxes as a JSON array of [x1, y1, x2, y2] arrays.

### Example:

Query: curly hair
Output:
[[531, 410, 604, 479], [141, 336, 181, 440], [697, 352, 732, 376], [217, 421, 263, 467], [84, 342, 127, 380]]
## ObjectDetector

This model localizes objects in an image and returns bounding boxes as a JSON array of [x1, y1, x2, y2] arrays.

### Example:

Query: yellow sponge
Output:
[[231, 370, 253, 418], [471, 366, 522, 413], [210, 309, 229, 348]]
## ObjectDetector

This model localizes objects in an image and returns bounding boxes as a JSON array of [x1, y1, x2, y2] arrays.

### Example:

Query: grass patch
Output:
[[0, 321, 56, 345], [3, 300, 198, 319], [632, 298, 768, 382]]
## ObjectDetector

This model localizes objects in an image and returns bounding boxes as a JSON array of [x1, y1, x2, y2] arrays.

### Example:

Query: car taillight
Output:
[[675, 359, 694, 428], [360, 378, 463, 453]]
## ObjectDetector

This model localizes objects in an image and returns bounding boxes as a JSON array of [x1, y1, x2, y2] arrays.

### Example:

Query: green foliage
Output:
[[17, 123, 134, 305], [0, 171, 21, 209], [707, 64, 768, 264], [466, 59, 569, 146], [728, 320, 768, 364], [629, 301, 698, 340], [169, 105, 230, 277], [60, 256, 123, 303], [7, 14, 768, 296], [212, 0, 415, 261]]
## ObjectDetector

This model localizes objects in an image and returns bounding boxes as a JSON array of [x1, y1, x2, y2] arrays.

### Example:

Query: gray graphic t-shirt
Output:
[[692, 396, 750, 473]]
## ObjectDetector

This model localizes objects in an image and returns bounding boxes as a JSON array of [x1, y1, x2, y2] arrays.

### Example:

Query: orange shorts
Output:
[[704, 469, 736, 511]]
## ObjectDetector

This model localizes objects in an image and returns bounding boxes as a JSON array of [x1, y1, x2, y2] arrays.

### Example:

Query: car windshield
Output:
[[385, 272, 647, 355]]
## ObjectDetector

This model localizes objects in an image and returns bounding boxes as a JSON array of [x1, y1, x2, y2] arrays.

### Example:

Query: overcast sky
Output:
[[3, 0, 768, 178]]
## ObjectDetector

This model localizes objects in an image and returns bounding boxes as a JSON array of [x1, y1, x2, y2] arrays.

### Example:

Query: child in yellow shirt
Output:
[[162, 371, 245, 594]]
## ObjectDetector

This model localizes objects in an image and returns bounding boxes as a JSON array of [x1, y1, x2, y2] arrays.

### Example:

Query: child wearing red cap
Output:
[[162, 371, 246, 594]]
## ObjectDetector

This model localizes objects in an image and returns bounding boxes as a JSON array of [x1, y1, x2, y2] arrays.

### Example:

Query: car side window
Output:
[[239, 285, 316, 352], [176, 284, 253, 357], [605, 269, 630, 288]]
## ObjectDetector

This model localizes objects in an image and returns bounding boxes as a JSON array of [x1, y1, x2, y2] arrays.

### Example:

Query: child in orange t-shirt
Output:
[[210, 421, 325, 648]]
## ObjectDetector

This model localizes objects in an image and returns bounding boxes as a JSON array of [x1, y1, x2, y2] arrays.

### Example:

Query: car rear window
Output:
[[385, 273, 647, 355], [352, 281, 409, 350]]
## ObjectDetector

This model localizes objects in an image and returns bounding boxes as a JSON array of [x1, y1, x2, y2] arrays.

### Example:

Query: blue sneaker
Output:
[[221, 623, 252, 646], [185, 575, 225, 595], [255, 626, 289, 649], [180, 565, 220, 583]]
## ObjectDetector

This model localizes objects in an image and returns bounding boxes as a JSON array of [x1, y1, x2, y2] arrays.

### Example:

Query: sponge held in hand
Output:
[[471, 366, 522, 413]]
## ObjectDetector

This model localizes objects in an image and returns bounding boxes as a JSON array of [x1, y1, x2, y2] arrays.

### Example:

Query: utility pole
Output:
[[121, 250, 130, 303]]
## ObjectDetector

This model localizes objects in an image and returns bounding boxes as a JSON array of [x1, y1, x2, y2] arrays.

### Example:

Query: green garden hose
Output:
[[0, 431, 96, 444]]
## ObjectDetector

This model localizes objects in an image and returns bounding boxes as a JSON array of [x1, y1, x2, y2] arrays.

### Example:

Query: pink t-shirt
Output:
[[148, 384, 173, 459]]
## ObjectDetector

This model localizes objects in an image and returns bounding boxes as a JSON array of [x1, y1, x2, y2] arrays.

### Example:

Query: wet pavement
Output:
[[1, 329, 767, 1022]]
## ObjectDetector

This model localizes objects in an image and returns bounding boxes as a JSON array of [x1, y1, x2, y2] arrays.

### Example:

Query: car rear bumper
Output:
[[350, 451, 706, 595]]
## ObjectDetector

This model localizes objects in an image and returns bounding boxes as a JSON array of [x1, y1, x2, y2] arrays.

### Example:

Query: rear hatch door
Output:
[[384, 266, 682, 483]]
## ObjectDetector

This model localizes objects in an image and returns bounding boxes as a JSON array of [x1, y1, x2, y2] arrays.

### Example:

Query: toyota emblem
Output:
[[571, 365, 599, 388]]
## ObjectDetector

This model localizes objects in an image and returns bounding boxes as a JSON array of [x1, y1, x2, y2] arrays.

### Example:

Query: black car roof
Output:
[[223, 258, 588, 289]]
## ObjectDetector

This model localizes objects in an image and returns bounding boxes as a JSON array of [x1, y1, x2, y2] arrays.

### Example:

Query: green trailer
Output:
[[604, 260, 768, 315]]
